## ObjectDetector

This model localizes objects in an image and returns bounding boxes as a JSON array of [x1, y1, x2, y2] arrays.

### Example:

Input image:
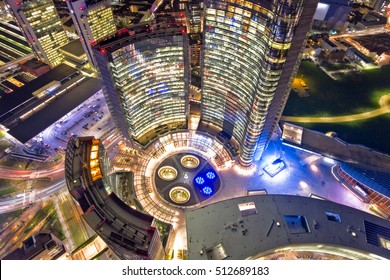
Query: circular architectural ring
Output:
[[180, 155, 200, 169], [157, 166, 178, 181], [169, 186, 191, 204]]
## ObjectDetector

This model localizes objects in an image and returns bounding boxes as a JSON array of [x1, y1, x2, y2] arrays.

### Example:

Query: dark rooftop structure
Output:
[[186, 194, 390, 260], [322, 37, 337, 48], [63, 17, 74, 28], [356, 11, 387, 29], [7, 77, 100, 143], [2, 232, 67, 260], [347, 48, 375, 64], [60, 40, 86, 58], [0, 64, 77, 120], [282, 124, 390, 171], [22, 58, 48, 70]]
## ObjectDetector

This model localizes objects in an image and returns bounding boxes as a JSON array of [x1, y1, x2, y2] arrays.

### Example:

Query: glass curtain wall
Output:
[[201, 0, 306, 165]]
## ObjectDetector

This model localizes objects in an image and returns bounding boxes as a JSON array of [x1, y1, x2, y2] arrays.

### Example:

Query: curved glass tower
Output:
[[201, 0, 318, 165], [94, 21, 189, 146]]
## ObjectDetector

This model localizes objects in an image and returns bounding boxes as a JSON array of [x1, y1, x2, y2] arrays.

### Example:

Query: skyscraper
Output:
[[93, 0, 318, 165], [93, 16, 189, 146], [200, 0, 318, 165], [5, 0, 69, 67], [67, 0, 117, 67]]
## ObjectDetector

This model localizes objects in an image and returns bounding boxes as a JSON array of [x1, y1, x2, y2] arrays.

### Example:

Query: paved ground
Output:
[[282, 103, 389, 123], [132, 132, 370, 258]]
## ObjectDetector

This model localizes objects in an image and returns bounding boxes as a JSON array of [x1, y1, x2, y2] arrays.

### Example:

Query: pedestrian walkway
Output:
[[282, 95, 390, 123]]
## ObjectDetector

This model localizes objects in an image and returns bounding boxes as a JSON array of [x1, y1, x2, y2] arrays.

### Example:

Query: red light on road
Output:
[[181, 28, 186, 34], [15, 1, 21, 5], [79, 6, 85, 10], [100, 48, 106, 54]]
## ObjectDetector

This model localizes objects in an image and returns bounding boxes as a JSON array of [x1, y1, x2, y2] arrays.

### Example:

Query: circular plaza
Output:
[[131, 131, 233, 224], [155, 152, 221, 207]]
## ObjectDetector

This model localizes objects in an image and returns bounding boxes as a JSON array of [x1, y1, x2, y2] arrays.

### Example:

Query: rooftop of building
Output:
[[348, 47, 374, 63], [94, 18, 184, 53], [322, 37, 338, 48], [340, 162, 390, 197], [186, 194, 390, 260], [60, 39, 86, 58], [288, 125, 390, 171], [22, 57, 48, 70], [63, 17, 74, 28], [0, 64, 77, 120], [2, 232, 66, 260], [7, 76, 100, 143]]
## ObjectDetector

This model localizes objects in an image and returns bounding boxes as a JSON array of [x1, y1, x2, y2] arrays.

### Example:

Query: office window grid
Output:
[[87, 6, 116, 42], [202, 0, 305, 164], [15, 0, 69, 66], [109, 35, 188, 143]]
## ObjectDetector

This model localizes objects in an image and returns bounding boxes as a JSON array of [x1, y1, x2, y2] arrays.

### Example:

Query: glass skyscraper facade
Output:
[[5, 0, 69, 67], [93, 1, 318, 165], [94, 22, 189, 146], [67, 0, 117, 67], [201, 0, 318, 165]]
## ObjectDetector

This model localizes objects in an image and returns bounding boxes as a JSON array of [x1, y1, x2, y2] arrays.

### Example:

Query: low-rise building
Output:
[[3, 232, 68, 260], [321, 37, 339, 54], [346, 48, 376, 67], [186, 194, 390, 260]]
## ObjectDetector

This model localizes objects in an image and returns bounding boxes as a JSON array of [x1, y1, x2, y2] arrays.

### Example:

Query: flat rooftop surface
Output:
[[8, 77, 100, 143], [0, 64, 77, 119], [186, 194, 390, 260], [60, 40, 85, 57]]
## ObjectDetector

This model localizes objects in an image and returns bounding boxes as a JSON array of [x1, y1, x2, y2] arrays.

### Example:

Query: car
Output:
[[98, 127, 102, 130], [45, 144, 51, 148], [61, 131, 67, 135]]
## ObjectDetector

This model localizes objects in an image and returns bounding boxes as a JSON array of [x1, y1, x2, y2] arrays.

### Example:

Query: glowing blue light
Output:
[[206, 171, 216, 180], [195, 176, 205, 185], [202, 186, 213, 195]]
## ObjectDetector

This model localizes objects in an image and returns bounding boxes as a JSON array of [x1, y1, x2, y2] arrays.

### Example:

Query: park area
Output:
[[283, 61, 390, 154]]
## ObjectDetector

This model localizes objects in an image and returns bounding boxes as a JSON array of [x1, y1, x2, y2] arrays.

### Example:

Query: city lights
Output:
[[1, 0, 390, 265]]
